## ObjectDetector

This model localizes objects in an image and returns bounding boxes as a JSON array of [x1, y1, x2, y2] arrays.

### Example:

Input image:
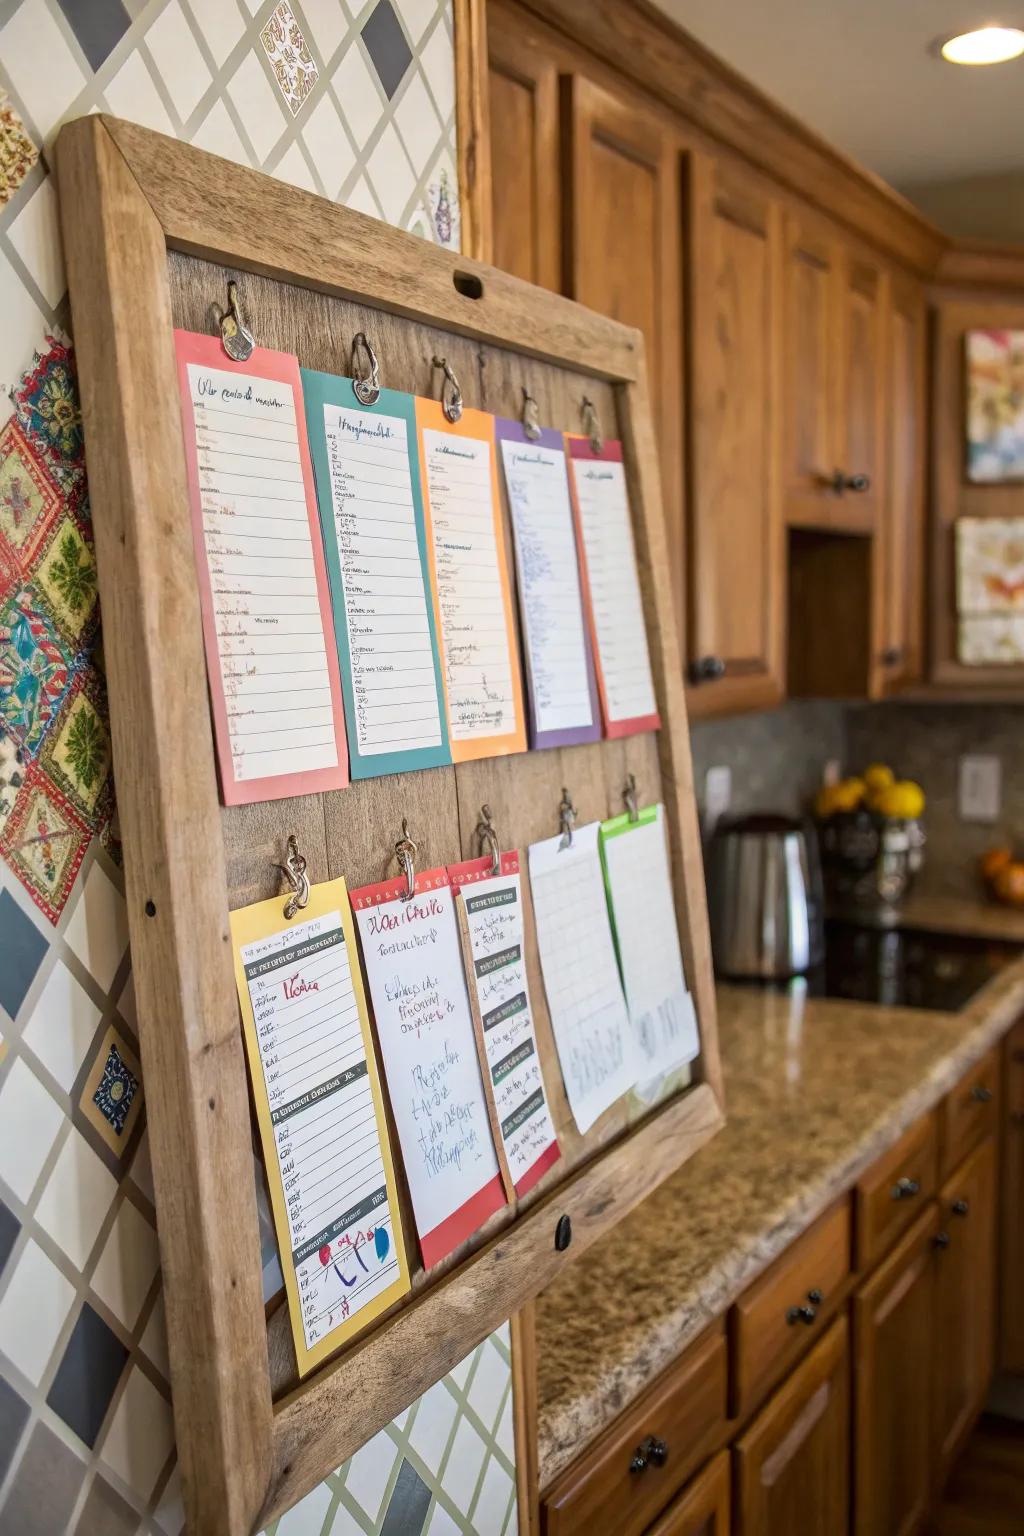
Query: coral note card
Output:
[[175, 332, 348, 803], [230, 878, 408, 1377], [350, 868, 507, 1266]]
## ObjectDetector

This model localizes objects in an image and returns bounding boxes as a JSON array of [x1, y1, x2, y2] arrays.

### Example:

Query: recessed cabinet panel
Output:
[[839, 258, 885, 531], [880, 277, 925, 691], [487, 3, 561, 289], [783, 214, 835, 523], [687, 157, 784, 714]]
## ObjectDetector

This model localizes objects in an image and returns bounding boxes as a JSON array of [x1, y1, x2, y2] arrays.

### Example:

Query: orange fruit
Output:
[[993, 861, 1024, 908], [980, 846, 1013, 885]]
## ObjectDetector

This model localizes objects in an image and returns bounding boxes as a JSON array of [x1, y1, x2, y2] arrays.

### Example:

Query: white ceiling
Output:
[[654, 0, 1024, 191]]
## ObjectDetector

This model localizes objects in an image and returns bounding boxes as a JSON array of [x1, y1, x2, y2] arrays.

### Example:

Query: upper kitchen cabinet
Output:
[[782, 211, 886, 534], [686, 155, 785, 714], [878, 272, 926, 692], [562, 74, 684, 599], [485, 2, 561, 290]]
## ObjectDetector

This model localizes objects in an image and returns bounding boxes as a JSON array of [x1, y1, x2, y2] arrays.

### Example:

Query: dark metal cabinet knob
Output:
[[881, 646, 902, 667], [787, 1303, 817, 1326], [827, 469, 871, 494], [688, 655, 726, 685], [952, 1199, 969, 1217], [971, 1084, 993, 1104], [934, 1231, 951, 1251], [629, 1435, 668, 1474], [891, 1176, 920, 1201], [807, 1288, 823, 1305]]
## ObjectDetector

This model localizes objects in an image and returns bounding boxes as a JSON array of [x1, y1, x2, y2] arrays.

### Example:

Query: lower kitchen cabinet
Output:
[[853, 1202, 938, 1536], [932, 1135, 998, 1483], [645, 1450, 730, 1535], [1002, 1018, 1024, 1372], [734, 1315, 850, 1536]]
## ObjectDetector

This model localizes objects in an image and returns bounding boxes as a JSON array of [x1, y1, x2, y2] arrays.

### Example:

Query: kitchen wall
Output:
[[689, 700, 846, 823], [0, 5, 516, 1534]]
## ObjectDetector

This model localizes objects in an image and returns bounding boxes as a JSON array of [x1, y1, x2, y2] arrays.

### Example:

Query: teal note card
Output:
[[302, 371, 450, 778]]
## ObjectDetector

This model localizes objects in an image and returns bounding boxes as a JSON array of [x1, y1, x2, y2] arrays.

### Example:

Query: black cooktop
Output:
[[810, 920, 1024, 1013]]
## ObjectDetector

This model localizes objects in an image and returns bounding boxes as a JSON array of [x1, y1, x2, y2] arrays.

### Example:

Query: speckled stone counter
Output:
[[534, 909, 1024, 1486]]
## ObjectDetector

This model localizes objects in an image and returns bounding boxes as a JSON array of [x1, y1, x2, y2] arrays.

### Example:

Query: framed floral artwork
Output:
[[966, 329, 1024, 483]]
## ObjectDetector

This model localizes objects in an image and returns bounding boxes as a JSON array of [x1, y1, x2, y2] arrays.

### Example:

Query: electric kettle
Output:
[[706, 813, 825, 979]]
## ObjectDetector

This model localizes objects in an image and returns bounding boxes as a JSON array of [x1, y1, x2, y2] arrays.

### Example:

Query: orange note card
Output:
[[415, 399, 526, 761]]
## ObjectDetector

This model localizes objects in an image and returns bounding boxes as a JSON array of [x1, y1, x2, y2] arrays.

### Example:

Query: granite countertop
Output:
[[534, 896, 1024, 1487]]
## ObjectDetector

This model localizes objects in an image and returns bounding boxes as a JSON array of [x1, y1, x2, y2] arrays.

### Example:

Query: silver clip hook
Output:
[[623, 773, 640, 824], [395, 819, 417, 902], [432, 355, 463, 423], [476, 805, 501, 878], [351, 332, 381, 406], [276, 834, 310, 920], [558, 787, 577, 851], [212, 280, 255, 363], [521, 387, 542, 442], [581, 395, 603, 455]]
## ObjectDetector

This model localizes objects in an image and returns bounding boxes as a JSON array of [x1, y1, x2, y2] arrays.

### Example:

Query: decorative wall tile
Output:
[[145, 0, 213, 123], [63, 860, 128, 989], [260, 0, 319, 116], [0, 1235, 76, 1384], [7, 175, 65, 308], [299, 0, 349, 66], [0, 1420, 86, 1532], [90, 1196, 158, 1329], [331, 39, 386, 148], [99, 1364, 175, 1500], [0, 1198, 19, 1275], [21, 957, 101, 1092], [0, 885, 47, 1015], [80, 1023, 142, 1152], [35, 1123, 117, 1268], [102, 48, 176, 136], [0, 417, 62, 568], [0, 764, 91, 921], [75, 1474, 139, 1536], [0, 0, 87, 143], [228, 47, 289, 160], [0, 1054, 64, 1202], [183, 0, 246, 69], [0, 1373, 30, 1487], [0, 89, 38, 209], [45, 1300, 128, 1445], [362, 0, 413, 99]]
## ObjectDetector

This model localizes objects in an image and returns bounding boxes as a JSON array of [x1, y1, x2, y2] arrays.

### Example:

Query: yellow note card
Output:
[[230, 877, 409, 1376]]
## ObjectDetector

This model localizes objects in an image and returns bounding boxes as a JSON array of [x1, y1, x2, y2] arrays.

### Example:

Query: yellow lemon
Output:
[[876, 780, 925, 820], [863, 763, 895, 793]]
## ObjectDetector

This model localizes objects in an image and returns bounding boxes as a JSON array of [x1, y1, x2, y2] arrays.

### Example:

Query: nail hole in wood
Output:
[[144, 900, 156, 917], [453, 270, 483, 300], [208, 1097, 216, 1111], [555, 1214, 572, 1251]]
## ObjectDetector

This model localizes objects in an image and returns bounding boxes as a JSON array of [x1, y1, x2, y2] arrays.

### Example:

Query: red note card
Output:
[[350, 866, 506, 1267], [566, 435, 661, 738], [175, 331, 348, 804]]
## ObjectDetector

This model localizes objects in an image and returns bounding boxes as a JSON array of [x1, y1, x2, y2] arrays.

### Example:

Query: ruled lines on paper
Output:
[[323, 402, 444, 759]]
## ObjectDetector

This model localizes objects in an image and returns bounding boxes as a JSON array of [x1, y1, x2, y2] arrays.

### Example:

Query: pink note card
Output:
[[175, 331, 348, 804]]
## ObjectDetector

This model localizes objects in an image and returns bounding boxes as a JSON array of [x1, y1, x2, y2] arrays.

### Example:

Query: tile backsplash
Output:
[[689, 700, 846, 823]]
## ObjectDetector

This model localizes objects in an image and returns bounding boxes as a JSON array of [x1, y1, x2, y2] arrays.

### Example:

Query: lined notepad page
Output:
[[568, 439, 660, 736], [176, 334, 346, 802], [418, 404, 524, 757], [602, 806, 699, 1083], [528, 821, 635, 1132], [323, 402, 443, 758], [497, 425, 599, 748], [231, 885, 407, 1375]]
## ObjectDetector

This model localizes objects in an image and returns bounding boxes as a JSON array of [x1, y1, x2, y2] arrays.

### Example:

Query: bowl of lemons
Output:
[[814, 764, 926, 924]]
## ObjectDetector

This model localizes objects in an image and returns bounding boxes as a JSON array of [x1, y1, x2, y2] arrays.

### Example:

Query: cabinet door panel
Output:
[[783, 213, 835, 523], [853, 1203, 938, 1536], [735, 1315, 849, 1536], [646, 1450, 730, 1536], [486, 3, 561, 289], [880, 275, 925, 690], [1002, 1019, 1024, 1371], [687, 157, 783, 714], [839, 256, 885, 530], [565, 75, 683, 631], [933, 1135, 997, 1482]]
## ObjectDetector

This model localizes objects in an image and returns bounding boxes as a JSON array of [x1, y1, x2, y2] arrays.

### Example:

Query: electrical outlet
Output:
[[958, 755, 1001, 823], [704, 765, 732, 832], [823, 758, 841, 787]]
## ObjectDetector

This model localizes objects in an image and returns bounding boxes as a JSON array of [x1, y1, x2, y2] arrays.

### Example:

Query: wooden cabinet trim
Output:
[[730, 1197, 851, 1420], [644, 1450, 730, 1536], [854, 1109, 938, 1270], [1001, 1019, 1024, 1371], [940, 1046, 999, 1179], [541, 1323, 727, 1536]]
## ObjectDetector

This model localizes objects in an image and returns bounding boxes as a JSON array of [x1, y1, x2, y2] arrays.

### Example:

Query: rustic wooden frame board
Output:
[[56, 114, 724, 1536]]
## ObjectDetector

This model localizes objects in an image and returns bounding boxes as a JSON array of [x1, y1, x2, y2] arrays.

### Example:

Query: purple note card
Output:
[[495, 418, 602, 749]]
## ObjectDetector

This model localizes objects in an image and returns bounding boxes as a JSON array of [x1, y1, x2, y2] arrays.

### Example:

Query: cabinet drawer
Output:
[[730, 1198, 851, 1420], [541, 1324, 727, 1536], [941, 1049, 999, 1178], [855, 1110, 937, 1269], [1007, 1018, 1024, 1116]]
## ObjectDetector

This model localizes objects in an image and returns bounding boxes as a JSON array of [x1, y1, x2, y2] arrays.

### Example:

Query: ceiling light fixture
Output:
[[939, 25, 1024, 64]]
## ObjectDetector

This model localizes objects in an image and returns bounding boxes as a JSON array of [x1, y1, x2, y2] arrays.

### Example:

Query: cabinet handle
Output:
[[891, 1176, 920, 1201], [971, 1084, 993, 1104], [688, 655, 726, 685], [934, 1231, 951, 1251], [787, 1303, 817, 1326], [827, 469, 871, 494], [807, 1288, 823, 1305], [629, 1435, 668, 1474], [881, 646, 902, 667], [952, 1199, 969, 1217]]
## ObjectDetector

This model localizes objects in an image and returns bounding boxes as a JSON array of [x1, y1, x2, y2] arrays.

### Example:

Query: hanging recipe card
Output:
[[230, 878, 408, 1377], [175, 333, 348, 803], [350, 868, 507, 1266], [416, 400, 526, 760], [302, 373, 450, 778], [450, 850, 561, 1198], [528, 821, 635, 1133], [601, 805, 699, 1083], [495, 420, 601, 749], [567, 436, 660, 738]]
